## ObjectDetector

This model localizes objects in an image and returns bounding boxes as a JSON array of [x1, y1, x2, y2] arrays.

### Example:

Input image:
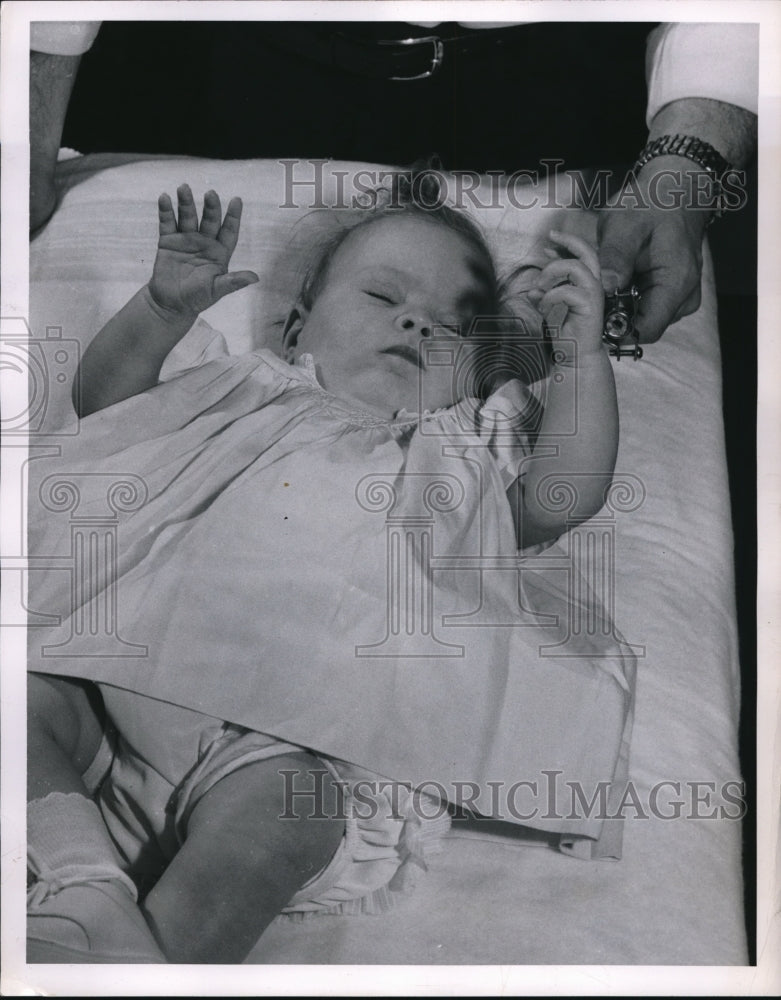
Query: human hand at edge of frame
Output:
[[526, 230, 605, 364], [596, 174, 711, 344], [149, 184, 259, 319]]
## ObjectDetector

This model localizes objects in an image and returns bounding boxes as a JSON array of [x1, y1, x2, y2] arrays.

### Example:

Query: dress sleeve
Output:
[[476, 379, 563, 557], [645, 23, 759, 124], [475, 378, 541, 490], [158, 318, 230, 382]]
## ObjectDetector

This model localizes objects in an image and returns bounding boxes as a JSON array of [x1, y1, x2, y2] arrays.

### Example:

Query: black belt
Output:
[[262, 23, 528, 81]]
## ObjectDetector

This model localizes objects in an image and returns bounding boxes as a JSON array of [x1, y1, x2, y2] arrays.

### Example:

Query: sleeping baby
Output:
[[27, 182, 634, 962]]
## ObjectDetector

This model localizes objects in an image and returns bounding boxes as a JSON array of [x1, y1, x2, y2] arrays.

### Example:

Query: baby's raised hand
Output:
[[527, 231, 605, 363], [149, 185, 259, 319]]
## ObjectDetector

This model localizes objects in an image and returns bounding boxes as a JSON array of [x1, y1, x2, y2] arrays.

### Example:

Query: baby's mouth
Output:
[[380, 345, 425, 369]]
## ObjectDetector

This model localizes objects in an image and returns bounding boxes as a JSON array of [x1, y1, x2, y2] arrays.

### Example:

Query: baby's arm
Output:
[[75, 186, 258, 417], [507, 231, 618, 549]]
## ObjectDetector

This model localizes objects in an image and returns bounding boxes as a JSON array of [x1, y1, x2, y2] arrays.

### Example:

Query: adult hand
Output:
[[596, 162, 711, 344], [597, 97, 757, 344]]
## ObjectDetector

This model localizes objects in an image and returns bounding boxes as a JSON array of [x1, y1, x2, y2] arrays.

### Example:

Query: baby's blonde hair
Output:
[[298, 198, 499, 318]]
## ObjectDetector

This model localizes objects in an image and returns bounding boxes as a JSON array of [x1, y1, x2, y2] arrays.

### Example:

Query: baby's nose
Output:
[[396, 311, 432, 338]]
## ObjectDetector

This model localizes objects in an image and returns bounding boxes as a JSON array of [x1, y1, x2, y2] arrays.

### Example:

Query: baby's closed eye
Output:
[[364, 288, 396, 304]]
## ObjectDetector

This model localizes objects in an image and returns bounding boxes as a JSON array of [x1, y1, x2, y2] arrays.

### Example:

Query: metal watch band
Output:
[[634, 134, 732, 177], [632, 134, 735, 223]]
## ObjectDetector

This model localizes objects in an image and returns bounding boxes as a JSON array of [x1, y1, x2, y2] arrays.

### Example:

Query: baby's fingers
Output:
[[217, 197, 244, 255], [212, 269, 260, 303], [535, 257, 598, 293], [176, 184, 199, 233], [547, 229, 601, 280], [158, 193, 178, 237], [533, 284, 595, 320], [199, 190, 222, 239]]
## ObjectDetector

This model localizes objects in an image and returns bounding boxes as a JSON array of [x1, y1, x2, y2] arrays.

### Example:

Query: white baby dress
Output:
[[27, 331, 635, 861]]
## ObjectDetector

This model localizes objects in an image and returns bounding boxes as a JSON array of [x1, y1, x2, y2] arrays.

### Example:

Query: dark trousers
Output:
[[63, 21, 652, 171]]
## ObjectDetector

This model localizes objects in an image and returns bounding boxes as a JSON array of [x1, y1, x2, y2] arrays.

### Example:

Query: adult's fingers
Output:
[[671, 285, 703, 323], [199, 190, 222, 239], [634, 279, 701, 343], [598, 204, 706, 342], [596, 212, 644, 293], [633, 229, 702, 342], [217, 197, 243, 255]]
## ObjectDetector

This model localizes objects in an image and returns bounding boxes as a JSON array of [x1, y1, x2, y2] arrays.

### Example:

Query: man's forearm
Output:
[[648, 98, 757, 168], [30, 51, 81, 230]]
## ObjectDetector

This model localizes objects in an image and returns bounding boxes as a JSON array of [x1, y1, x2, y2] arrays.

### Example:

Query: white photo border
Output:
[[2, 1, 779, 994]]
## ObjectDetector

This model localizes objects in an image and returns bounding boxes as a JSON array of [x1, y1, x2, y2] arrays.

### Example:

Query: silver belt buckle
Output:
[[381, 35, 445, 80]]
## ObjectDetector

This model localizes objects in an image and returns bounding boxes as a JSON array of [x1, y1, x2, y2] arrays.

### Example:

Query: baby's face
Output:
[[284, 215, 495, 418]]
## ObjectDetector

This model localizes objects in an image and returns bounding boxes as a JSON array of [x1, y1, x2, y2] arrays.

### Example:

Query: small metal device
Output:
[[603, 286, 643, 360]]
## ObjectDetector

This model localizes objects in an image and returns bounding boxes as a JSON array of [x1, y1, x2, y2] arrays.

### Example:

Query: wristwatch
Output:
[[632, 134, 736, 223]]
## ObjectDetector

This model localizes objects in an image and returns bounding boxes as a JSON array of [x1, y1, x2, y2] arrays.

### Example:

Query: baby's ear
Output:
[[281, 306, 307, 361]]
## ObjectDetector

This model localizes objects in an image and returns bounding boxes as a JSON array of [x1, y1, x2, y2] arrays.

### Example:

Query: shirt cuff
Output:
[[645, 22, 759, 124], [30, 21, 101, 56]]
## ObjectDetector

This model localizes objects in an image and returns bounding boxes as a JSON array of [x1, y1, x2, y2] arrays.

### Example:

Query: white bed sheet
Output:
[[29, 155, 747, 964]]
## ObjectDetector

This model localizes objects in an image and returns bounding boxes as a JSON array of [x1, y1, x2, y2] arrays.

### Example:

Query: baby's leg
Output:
[[27, 673, 165, 962], [28, 672, 105, 800], [141, 751, 345, 963]]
